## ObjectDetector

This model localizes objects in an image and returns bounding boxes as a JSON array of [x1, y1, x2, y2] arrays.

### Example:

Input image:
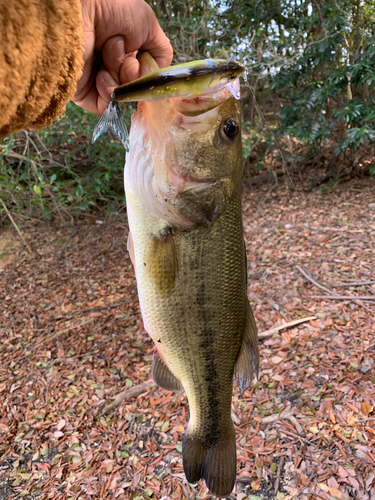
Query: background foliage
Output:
[[1, 0, 375, 221], [150, 0, 375, 175]]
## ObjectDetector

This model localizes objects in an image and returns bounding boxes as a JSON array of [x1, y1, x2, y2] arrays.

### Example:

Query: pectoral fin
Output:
[[127, 231, 135, 268], [145, 230, 177, 294], [234, 299, 260, 394], [152, 347, 183, 393]]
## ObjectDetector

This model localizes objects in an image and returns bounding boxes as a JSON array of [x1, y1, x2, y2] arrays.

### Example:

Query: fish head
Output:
[[125, 87, 243, 229]]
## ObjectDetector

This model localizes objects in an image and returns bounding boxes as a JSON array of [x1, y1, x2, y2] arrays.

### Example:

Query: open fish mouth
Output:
[[175, 93, 226, 116]]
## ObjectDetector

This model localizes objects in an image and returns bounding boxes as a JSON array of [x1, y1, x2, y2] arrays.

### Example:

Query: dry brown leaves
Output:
[[0, 178, 374, 500]]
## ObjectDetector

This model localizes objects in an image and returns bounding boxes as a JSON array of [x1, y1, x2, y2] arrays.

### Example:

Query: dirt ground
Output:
[[0, 179, 375, 500]]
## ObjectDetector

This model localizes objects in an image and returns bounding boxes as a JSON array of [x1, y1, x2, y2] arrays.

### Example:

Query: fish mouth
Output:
[[174, 87, 231, 117], [175, 97, 224, 117]]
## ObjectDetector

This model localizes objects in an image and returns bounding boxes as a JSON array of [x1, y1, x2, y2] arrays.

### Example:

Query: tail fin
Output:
[[182, 424, 236, 498], [92, 100, 129, 151]]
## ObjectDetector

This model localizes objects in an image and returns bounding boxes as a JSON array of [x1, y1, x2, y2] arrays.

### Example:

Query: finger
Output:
[[94, 1, 173, 70], [73, 84, 108, 115], [143, 23, 173, 69], [74, 30, 96, 102], [102, 35, 126, 83], [119, 56, 141, 84], [132, 6, 173, 69], [95, 67, 118, 105]]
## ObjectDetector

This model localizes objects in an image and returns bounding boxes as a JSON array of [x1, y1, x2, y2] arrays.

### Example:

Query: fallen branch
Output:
[[274, 456, 285, 494], [298, 225, 364, 233], [262, 409, 304, 435], [311, 295, 375, 301], [334, 280, 375, 287], [296, 265, 375, 315], [296, 265, 332, 294], [0, 198, 32, 253], [258, 315, 316, 339], [97, 380, 155, 416]]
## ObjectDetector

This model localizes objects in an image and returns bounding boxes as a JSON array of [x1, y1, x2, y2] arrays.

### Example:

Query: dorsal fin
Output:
[[234, 298, 260, 394]]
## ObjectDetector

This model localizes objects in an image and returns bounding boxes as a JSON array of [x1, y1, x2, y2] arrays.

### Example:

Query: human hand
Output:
[[73, 0, 173, 114]]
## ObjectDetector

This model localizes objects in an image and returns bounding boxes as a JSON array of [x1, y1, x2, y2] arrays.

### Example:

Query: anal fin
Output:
[[234, 298, 260, 394], [152, 347, 183, 393]]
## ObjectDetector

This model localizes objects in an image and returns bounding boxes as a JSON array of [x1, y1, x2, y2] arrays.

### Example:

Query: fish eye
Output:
[[221, 118, 239, 140]]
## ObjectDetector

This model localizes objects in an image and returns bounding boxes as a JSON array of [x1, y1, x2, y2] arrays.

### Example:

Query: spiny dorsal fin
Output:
[[152, 347, 183, 393], [234, 298, 260, 394]]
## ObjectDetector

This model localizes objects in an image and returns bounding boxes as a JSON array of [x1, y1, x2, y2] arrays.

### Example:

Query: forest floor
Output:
[[0, 178, 375, 500]]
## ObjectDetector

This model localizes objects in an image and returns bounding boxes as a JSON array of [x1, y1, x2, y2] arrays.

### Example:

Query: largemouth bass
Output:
[[122, 54, 260, 498]]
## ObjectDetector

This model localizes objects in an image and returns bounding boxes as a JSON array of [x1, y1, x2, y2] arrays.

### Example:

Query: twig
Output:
[[296, 266, 332, 294], [274, 456, 285, 494], [97, 380, 155, 416], [258, 315, 316, 339], [311, 295, 375, 301], [296, 266, 375, 314], [58, 229, 80, 261], [364, 342, 375, 352], [334, 280, 375, 286], [0, 198, 32, 253], [288, 473, 318, 500], [2, 318, 96, 367], [279, 429, 317, 446], [236, 477, 252, 484], [262, 409, 304, 435], [298, 225, 364, 233]]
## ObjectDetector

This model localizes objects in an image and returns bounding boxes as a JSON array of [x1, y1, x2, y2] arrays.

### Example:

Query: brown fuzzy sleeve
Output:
[[0, 0, 84, 139]]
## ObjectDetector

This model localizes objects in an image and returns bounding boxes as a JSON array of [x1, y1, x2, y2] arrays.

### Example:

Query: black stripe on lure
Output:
[[91, 58, 245, 152]]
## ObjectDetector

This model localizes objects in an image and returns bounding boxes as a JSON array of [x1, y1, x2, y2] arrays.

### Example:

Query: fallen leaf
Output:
[[57, 419, 66, 430], [270, 356, 284, 365], [360, 402, 373, 416], [251, 478, 261, 491]]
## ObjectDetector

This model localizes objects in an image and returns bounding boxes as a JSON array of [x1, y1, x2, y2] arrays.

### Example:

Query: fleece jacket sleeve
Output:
[[0, 0, 84, 139]]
